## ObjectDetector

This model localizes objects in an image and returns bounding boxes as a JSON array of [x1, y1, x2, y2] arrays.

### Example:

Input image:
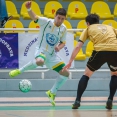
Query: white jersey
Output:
[[36, 16, 67, 55]]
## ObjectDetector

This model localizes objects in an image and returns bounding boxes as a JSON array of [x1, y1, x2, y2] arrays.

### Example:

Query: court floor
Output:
[[0, 104, 117, 117], [0, 97, 117, 117]]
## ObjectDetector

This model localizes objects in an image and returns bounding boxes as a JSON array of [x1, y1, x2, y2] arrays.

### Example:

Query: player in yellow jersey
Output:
[[9, 1, 69, 106], [63, 14, 117, 110]]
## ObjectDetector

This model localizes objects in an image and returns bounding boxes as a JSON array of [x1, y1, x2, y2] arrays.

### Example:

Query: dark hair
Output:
[[85, 14, 100, 25], [56, 8, 66, 16]]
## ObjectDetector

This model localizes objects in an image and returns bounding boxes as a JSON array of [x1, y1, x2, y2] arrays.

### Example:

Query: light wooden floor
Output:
[[0, 97, 117, 117], [0, 109, 117, 117]]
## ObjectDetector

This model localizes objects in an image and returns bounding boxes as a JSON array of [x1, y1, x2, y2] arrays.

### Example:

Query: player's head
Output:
[[85, 14, 99, 26], [54, 8, 66, 27]]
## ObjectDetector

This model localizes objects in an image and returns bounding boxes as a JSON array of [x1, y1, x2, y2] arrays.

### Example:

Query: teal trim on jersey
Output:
[[39, 21, 50, 48], [58, 27, 60, 35], [50, 27, 60, 55], [34, 19, 38, 23], [51, 50, 54, 55]]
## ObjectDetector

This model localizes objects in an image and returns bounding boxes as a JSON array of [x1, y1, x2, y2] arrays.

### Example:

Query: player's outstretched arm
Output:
[[63, 41, 83, 70], [25, 1, 38, 21], [69, 41, 83, 63]]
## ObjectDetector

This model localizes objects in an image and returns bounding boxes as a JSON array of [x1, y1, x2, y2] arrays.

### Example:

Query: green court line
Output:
[[0, 105, 117, 110]]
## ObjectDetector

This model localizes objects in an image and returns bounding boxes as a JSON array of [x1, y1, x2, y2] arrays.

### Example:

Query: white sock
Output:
[[19, 59, 38, 73], [50, 75, 68, 94]]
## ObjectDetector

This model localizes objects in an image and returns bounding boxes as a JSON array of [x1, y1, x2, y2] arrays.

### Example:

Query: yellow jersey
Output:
[[80, 24, 117, 51]]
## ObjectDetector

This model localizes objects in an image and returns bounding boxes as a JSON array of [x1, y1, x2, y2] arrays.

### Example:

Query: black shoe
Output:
[[72, 100, 80, 109], [1, 16, 12, 28], [106, 99, 113, 110]]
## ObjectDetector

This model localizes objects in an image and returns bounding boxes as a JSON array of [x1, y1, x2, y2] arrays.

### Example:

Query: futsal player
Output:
[[63, 14, 117, 110]]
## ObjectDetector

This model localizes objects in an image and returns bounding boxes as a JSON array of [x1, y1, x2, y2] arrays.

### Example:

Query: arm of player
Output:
[[25, 1, 38, 21], [62, 41, 83, 70], [55, 42, 65, 52]]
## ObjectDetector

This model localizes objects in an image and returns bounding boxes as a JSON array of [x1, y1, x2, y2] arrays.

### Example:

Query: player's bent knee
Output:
[[36, 59, 44, 66], [84, 67, 94, 78], [59, 69, 69, 77]]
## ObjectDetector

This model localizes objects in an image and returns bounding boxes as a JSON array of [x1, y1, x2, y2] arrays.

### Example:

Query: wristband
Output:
[[27, 8, 31, 11]]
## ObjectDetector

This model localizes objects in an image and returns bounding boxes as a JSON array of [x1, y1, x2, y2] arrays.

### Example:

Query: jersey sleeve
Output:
[[79, 28, 88, 43], [35, 16, 48, 26]]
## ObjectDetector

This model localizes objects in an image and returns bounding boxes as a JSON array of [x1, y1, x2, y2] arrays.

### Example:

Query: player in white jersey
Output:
[[9, 1, 70, 106]]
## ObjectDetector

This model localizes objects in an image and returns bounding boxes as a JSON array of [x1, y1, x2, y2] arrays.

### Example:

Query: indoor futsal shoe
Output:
[[46, 90, 56, 106], [9, 69, 21, 78], [72, 100, 80, 109], [106, 99, 113, 110]]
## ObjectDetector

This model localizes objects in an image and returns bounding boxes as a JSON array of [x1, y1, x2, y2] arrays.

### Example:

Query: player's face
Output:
[[54, 14, 66, 27]]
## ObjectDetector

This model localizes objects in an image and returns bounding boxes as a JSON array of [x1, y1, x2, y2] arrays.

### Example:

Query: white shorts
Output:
[[35, 48, 65, 72]]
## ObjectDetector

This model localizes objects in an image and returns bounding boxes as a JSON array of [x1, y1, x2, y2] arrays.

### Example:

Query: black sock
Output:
[[108, 75, 117, 100], [76, 75, 89, 101]]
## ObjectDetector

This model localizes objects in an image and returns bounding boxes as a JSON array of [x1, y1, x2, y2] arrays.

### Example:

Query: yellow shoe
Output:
[[9, 69, 21, 78], [46, 90, 56, 106]]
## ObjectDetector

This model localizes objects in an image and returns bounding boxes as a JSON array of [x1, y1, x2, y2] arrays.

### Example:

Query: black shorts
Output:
[[87, 51, 117, 72]]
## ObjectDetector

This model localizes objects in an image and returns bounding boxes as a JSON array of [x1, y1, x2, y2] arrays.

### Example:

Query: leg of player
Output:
[[46, 68, 69, 106], [106, 71, 117, 110], [72, 67, 94, 109], [50, 69, 69, 94], [9, 58, 45, 78]]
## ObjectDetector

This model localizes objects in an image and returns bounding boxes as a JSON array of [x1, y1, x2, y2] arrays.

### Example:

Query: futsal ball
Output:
[[19, 79, 32, 93]]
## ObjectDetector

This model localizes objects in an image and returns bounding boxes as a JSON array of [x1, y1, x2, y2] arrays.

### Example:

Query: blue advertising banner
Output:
[[0, 33, 18, 69]]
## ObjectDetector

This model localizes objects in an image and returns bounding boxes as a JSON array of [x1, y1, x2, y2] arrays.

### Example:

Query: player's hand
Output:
[[55, 46, 60, 52], [25, 1, 32, 9], [62, 62, 71, 72]]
